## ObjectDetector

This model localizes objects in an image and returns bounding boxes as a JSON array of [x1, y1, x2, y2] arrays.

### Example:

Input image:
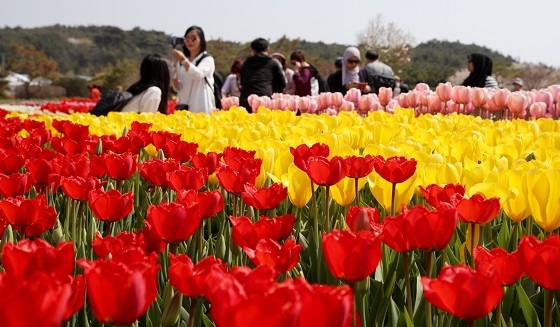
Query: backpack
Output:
[[369, 74, 396, 94], [89, 90, 133, 116], [195, 53, 223, 109], [308, 65, 329, 93]]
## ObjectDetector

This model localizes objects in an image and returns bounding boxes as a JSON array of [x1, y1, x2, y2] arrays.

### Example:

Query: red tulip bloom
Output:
[[0, 194, 57, 237], [177, 189, 224, 219], [217, 158, 262, 194], [296, 278, 354, 327], [150, 131, 181, 151], [421, 263, 503, 320], [345, 155, 375, 178], [59, 154, 91, 179], [89, 155, 109, 179], [382, 204, 458, 252], [419, 183, 466, 207], [322, 229, 382, 282], [136, 221, 166, 254], [26, 157, 62, 187], [230, 214, 295, 249], [222, 146, 257, 166], [191, 151, 222, 175], [77, 248, 160, 325], [290, 143, 330, 172], [242, 183, 288, 210], [60, 176, 105, 201], [163, 140, 199, 163], [0, 272, 72, 327], [127, 122, 152, 148], [53, 120, 90, 142], [166, 166, 208, 192], [243, 237, 302, 274], [372, 155, 417, 184], [346, 206, 380, 233], [102, 152, 137, 181], [456, 194, 501, 225], [305, 156, 348, 186], [50, 136, 95, 155], [0, 151, 25, 175], [168, 254, 227, 297], [64, 274, 86, 321], [138, 158, 180, 187], [474, 246, 524, 286], [88, 189, 134, 222], [92, 231, 146, 259], [147, 201, 201, 243], [0, 173, 33, 200], [519, 235, 560, 290], [2, 239, 75, 278]]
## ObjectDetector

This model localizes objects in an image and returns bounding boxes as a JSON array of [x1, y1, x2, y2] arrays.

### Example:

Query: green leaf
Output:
[[516, 284, 542, 327]]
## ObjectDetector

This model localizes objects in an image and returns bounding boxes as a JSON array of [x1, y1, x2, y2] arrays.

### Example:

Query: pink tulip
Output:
[[318, 92, 332, 109], [397, 93, 410, 108], [326, 108, 338, 115], [297, 97, 311, 113], [345, 88, 361, 104], [529, 102, 547, 119], [286, 98, 297, 112], [452, 86, 472, 105], [332, 92, 344, 108], [340, 100, 355, 112], [378, 87, 393, 106], [536, 91, 553, 110], [358, 94, 375, 112], [486, 97, 500, 113], [308, 99, 319, 114], [447, 101, 460, 113], [220, 97, 234, 110], [507, 93, 527, 116], [547, 85, 560, 101], [492, 89, 510, 109], [436, 82, 452, 102], [406, 91, 420, 108], [427, 94, 443, 113], [250, 97, 262, 113], [247, 94, 259, 109], [472, 88, 488, 107], [415, 83, 430, 92]]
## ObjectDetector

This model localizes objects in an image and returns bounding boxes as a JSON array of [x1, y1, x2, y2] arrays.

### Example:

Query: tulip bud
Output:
[[95, 138, 103, 156], [52, 219, 65, 243], [1, 225, 14, 247], [216, 234, 226, 259], [246, 206, 255, 222], [162, 292, 183, 327], [229, 236, 240, 256], [122, 126, 129, 137], [356, 277, 370, 297], [157, 149, 166, 160], [161, 281, 174, 308], [86, 217, 98, 244], [28, 187, 37, 198]]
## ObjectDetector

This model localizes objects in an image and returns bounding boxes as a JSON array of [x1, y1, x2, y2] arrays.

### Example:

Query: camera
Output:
[[168, 35, 184, 48]]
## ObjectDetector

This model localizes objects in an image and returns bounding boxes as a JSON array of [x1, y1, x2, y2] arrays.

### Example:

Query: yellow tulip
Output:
[[502, 168, 530, 223], [526, 168, 560, 232], [287, 163, 314, 208], [367, 172, 417, 214]]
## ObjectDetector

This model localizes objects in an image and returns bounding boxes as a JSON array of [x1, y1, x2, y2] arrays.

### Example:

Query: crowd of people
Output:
[[88, 25, 525, 115]]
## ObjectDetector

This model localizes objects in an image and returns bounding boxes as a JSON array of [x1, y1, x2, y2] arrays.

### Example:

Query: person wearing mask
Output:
[[239, 38, 287, 112], [221, 59, 243, 98], [171, 25, 216, 114], [120, 53, 170, 114], [271, 52, 295, 95], [328, 47, 370, 95], [462, 53, 499, 89]]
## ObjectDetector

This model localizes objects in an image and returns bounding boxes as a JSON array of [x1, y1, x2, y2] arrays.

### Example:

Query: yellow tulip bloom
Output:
[[526, 168, 560, 232]]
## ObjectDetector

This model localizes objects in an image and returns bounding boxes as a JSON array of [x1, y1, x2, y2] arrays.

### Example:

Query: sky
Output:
[[2, 0, 559, 68]]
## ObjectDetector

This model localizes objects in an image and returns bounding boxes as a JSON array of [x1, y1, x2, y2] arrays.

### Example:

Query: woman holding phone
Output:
[[328, 46, 370, 95]]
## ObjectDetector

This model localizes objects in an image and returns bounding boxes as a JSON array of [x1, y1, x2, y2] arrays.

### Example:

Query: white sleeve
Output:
[[187, 56, 215, 81], [139, 87, 162, 113], [221, 74, 234, 94]]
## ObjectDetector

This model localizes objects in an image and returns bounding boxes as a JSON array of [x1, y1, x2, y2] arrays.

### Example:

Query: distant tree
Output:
[[516, 63, 559, 90], [102, 58, 139, 92], [7, 43, 59, 98], [356, 14, 416, 75]]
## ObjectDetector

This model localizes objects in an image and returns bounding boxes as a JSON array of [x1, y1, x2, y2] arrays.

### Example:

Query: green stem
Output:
[[496, 298, 502, 327], [512, 221, 521, 251], [425, 251, 433, 327], [169, 243, 179, 255], [354, 177, 360, 207], [468, 320, 474, 327], [197, 222, 204, 261], [403, 252, 413, 319], [310, 180, 319, 246], [390, 182, 397, 217], [469, 223, 476, 267], [103, 221, 112, 238], [325, 186, 330, 232], [187, 298, 196, 327], [545, 289, 554, 327]]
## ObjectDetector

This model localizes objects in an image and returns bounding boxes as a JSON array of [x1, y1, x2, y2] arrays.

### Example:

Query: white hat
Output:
[[513, 78, 524, 86]]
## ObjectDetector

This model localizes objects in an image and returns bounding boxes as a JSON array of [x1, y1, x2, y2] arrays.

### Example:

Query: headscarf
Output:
[[342, 47, 361, 85], [462, 53, 493, 88]]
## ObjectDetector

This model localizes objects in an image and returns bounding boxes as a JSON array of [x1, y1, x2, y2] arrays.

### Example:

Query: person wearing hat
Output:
[[512, 78, 524, 92], [327, 57, 343, 94], [239, 38, 287, 112], [271, 52, 295, 94]]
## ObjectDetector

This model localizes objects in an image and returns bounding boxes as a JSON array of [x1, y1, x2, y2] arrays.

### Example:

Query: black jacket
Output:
[[239, 53, 287, 111]]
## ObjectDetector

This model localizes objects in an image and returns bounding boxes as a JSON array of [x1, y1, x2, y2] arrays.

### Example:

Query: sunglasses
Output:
[[290, 61, 298, 65], [184, 35, 198, 42], [347, 59, 361, 64]]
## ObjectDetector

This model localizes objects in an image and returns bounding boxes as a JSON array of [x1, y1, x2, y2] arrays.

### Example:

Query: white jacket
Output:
[[121, 86, 161, 113], [174, 52, 216, 114]]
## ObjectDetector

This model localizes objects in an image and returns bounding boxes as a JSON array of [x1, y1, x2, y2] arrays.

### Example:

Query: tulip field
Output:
[[1, 86, 560, 327]]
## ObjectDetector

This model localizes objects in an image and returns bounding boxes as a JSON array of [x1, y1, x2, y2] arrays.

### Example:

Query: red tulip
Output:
[[59, 154, 91, 179], [166, 166, 208, 192], [223, 146, 257, 166], [168, 254, 227, 297], [64, 274, 86, 321], [0, 172, 33, 198], [345, 155, 375, 178], [0, 272, 72, 327], [177, 189, 224, 219], [0, 151, 25, 175], [88, 189, 134, 222], [136, 221, 166, 254], [191, 151, 222, 175], [50, 136, 96, 155], [290, 143, 330, 172], [474, 246, 524, 286], [150, 131, 181, 151], [305, 156, 348, 186], [217, 158, 262, 194], [163, 140, 199, 163], [421, 263, 503, 320], [101, 134, 138, 154], [296, 278, 355, 327], [456, 194, 500, 225], [60, 176, 105, 201], [138, 158, 180, 187], [322, 229, 382, 282], [230, 214, 295, 249], [147, 201, 201, 243], [53, 119, 90, 142], [2, 239, 75, 278], [418, 183, 465, 207], [92, 231, 146, 259], [26, 157, 62, 187], [519, 235, 560, 290], [77, 248, 160, 325], [242, 183, 288, 210], [104, 152, 137, 180], [345, 206, 380, 233], [0, 194, 57, 237], [382, 204, 457, 252], [243, 237, 302, 274], [372, 155, 417, 184]]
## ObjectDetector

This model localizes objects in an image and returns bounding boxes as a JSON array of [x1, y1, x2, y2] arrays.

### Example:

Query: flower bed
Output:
[[0, 106, 559, 326]]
